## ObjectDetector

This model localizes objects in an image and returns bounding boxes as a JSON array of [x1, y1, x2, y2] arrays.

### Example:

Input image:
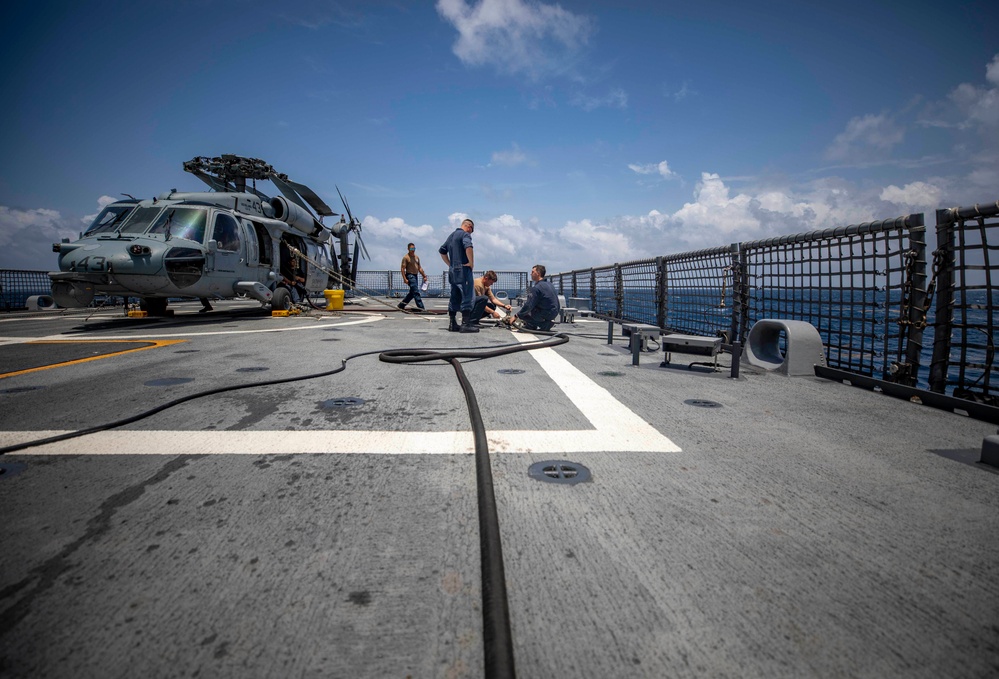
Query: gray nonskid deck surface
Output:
[[0, 300, 997, 678]]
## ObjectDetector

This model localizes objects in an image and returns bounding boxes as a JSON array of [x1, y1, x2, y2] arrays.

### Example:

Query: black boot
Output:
[[459, 311, 479, 333], [448, 313, 460, 332]]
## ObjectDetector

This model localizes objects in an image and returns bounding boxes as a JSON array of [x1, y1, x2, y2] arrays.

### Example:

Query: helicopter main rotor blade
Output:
[[356, 233, 370, 260], [287, 179, 335, 217], [189, 170, 233, 193], [246, 184, 270, 201], [335, 185, 355, 223], [269, 173, 313, 215]]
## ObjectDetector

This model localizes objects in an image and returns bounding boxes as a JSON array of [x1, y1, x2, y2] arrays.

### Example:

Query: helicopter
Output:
[[49, 154, 369, 314]]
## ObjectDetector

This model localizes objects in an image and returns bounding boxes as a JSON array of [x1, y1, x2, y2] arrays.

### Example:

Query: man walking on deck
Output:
[[439, 218, 478, 333], [398, 243, 427, 312], [510, 264, 560, 331]]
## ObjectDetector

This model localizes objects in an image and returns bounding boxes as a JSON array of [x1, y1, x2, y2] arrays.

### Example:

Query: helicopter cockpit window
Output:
[[211, 213, 241, 252], [148, 208, 207, 243], [84, 205, 134, 235], [119, 207, 164, 234]]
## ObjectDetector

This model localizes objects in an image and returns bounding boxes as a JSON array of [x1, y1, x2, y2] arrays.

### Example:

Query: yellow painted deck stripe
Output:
[[0, 339, 187, 380]]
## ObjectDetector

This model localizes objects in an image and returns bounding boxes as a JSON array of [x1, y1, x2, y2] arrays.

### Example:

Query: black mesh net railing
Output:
[[483, 271, 528, 301], [591, 266, 619, 318], [549, 214, 928, 383], [739, 217, 919, 379], [619, 260, 659, 326], [0, 270, 53, 310], [930, 203, 999, 404], [662, 247, 734, 338]]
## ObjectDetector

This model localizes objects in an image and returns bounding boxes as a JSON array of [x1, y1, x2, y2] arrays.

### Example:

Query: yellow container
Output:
[[324, 289, 344, 311], [128, 310, 148, 318], [271, 310, 290, 317]]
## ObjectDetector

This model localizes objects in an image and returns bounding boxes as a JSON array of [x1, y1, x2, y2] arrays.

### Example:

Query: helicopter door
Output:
[[207, 213, 241, 274]]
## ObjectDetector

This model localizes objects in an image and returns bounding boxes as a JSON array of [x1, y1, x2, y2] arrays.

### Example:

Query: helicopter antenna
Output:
[[122, 193, 137, 200]]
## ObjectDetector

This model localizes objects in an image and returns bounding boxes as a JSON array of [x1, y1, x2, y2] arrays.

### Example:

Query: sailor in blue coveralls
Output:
[[438, 218, 479, 333], [510, 264, 560, 331]]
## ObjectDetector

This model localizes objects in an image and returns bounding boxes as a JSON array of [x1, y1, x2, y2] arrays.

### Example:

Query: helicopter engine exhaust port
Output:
[[270, 196, 323, 238]]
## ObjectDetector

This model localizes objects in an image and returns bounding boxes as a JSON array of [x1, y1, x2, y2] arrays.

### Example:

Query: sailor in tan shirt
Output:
[[399, 243, 427, 311], [470, 270, 512, 324]]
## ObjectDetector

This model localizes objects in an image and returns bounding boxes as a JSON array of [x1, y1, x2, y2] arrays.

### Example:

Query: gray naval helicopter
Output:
[[49, 154, 369, 314]]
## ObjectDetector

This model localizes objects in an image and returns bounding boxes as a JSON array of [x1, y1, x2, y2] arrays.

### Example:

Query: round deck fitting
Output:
[[528, 460, 592, 485], [320, 397, 365, 409], [684, 399, 722, 408]]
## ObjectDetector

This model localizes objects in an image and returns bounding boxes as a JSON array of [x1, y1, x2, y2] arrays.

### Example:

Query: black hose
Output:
[[380, 334, 568, 679], [451, 357, 516, 679]]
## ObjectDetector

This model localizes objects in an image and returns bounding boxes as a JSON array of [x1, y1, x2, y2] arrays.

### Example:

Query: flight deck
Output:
[[1, 299, 997, 678]]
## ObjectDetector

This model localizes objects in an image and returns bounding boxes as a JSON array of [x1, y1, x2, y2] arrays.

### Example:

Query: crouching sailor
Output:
[[509, 264, 560, 331]]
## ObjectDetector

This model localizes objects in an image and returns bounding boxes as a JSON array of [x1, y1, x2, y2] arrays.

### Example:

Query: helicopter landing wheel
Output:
[[140, 297, 168, 316], [271, 287, 292, 311]]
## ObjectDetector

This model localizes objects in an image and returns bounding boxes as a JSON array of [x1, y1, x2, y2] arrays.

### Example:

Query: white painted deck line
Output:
[[512, 331, 676, 447], [0, 314, 383, 345], [0, 427, 678, 455], [0, 327, 680, 455]]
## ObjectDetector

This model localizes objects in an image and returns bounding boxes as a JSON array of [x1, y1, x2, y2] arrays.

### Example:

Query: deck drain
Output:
[[174, 350, 200, 354], [145, 377, 195, 387], [497, 369, 525, 375], [236, 367, 269, 373], [598, 371, 625, 377], [528, 460, 592, 485], [320, 397, 365, 409], [0, 386, 44, 395], [0, 462, 28, 480], [684, 399, 722, 408], [598, 352, 618, 356], [322, 338, 341, 342]]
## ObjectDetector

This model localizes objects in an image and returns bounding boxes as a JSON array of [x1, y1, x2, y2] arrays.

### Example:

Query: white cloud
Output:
[[475, 214, 546, 263], [81, 195, 117, 225], [949, 53, 999, 129], [490, 143, 528, 167], [359, 215, 437, 271], [558, 218, 632, 263], [628, 160, 676, 180], [0, 205, 77, 271], [879, 181, 944, 210], [671, 173, 759, 237], [436, 0, 594, 80], [825, 113, 905, 162]]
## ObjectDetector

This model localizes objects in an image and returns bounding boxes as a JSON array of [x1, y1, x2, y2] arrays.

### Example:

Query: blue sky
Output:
[[1, 0, 996, 274]]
